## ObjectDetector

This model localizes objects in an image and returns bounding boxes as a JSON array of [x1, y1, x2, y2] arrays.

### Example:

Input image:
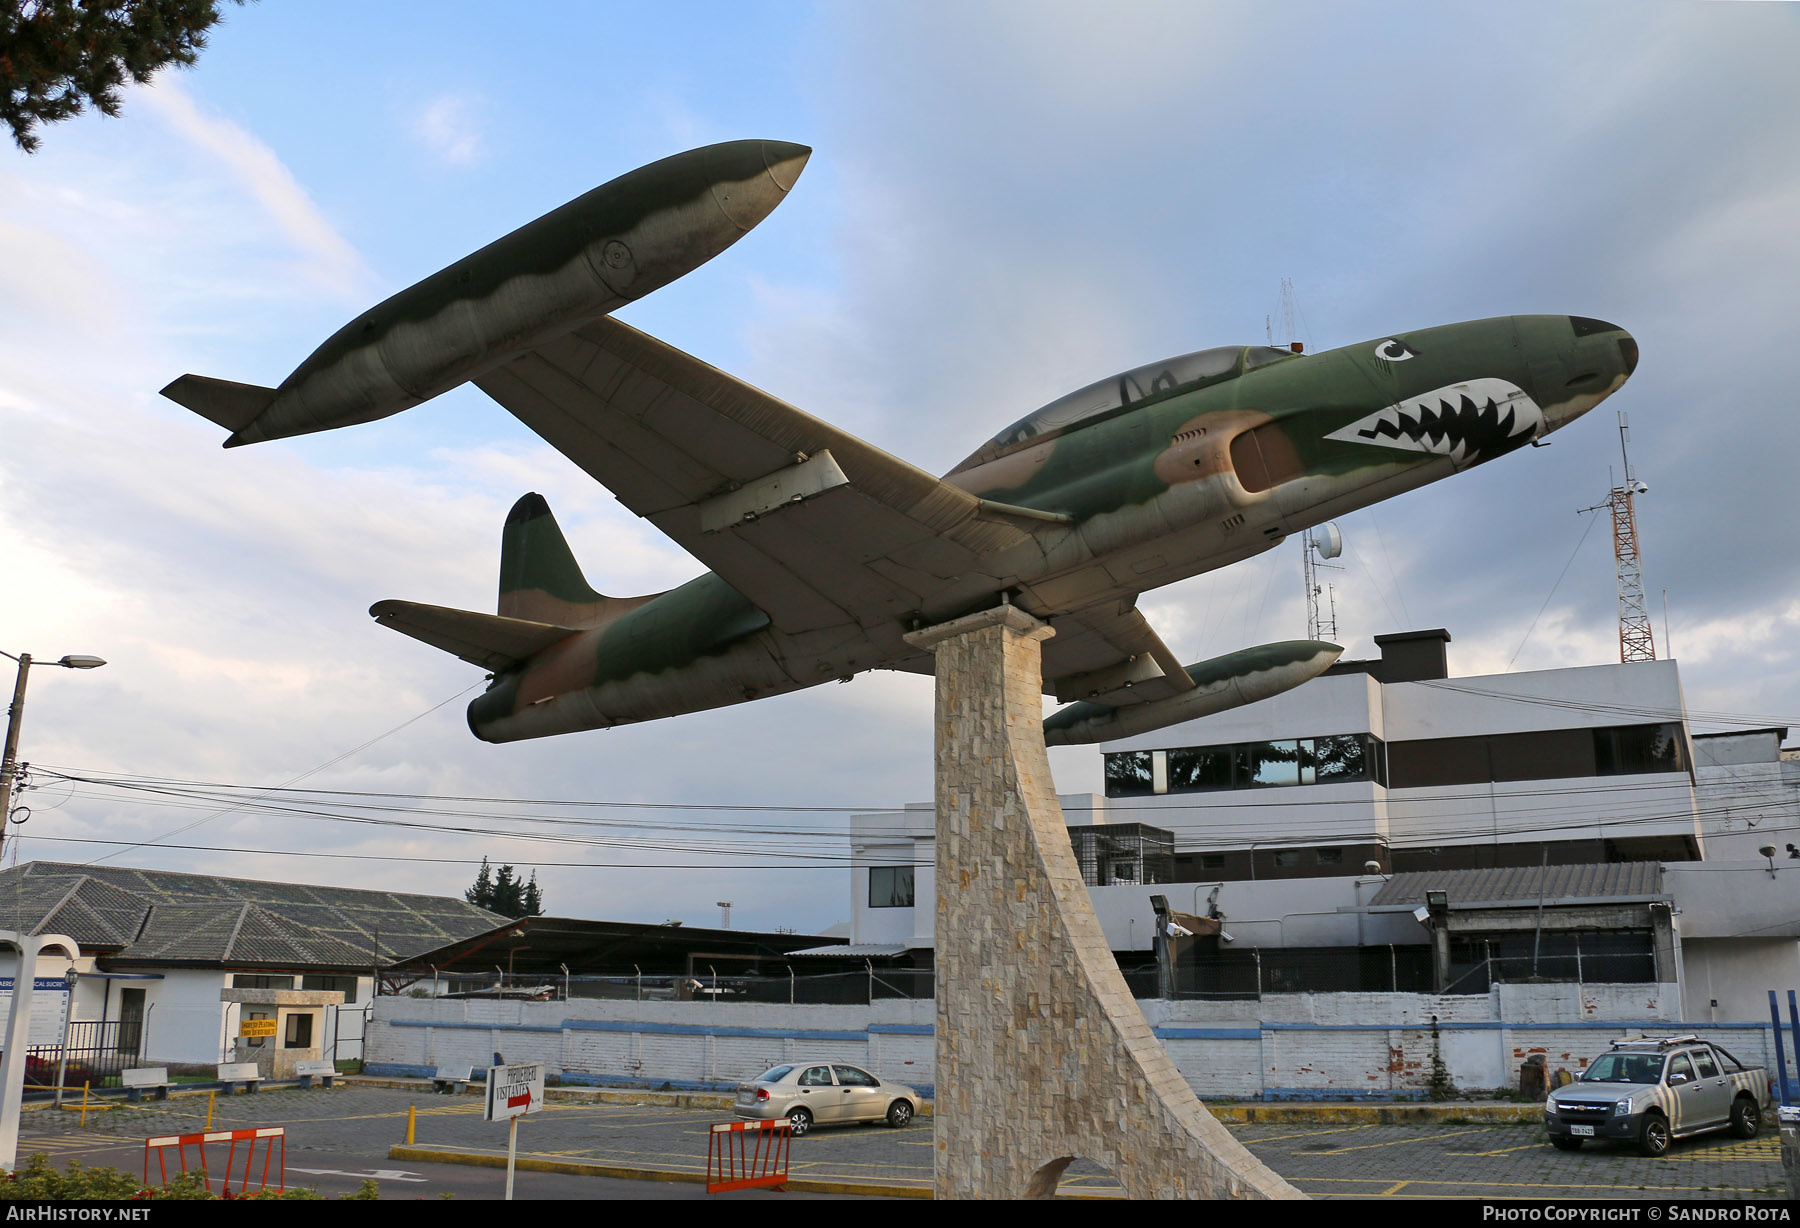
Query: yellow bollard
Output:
[[406, 1103, 416, 1146], [79, 1082, 90, 1128], [206, 1090, 216, 1131]]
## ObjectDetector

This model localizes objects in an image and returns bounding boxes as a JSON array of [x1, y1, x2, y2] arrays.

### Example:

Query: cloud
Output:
[[133, 79, 377, 300], [411, 93, 485, 168]]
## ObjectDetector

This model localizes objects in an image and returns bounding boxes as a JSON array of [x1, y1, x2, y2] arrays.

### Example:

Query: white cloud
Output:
[[411, 93, 485, 168], [133, 79, 377, 300]]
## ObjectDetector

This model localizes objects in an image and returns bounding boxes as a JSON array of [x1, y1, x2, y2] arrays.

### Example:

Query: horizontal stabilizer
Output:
[[370, 599, 578, 672], [159, 374, 277, 434]]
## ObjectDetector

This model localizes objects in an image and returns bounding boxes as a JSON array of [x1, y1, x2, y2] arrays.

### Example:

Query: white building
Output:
[[0, 862, 502, 1069], [836, 631, 1798, 1024]]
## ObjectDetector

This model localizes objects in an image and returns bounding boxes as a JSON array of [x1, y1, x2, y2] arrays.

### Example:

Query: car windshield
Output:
[[1580, 1053, 1662, 1084], [755, 1065, 795, 1083]]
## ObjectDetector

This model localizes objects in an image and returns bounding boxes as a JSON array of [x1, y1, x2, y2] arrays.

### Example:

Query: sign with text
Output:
[[484, 1062, 544, 1122], [0, 977, 70, 1046], [239, 1019, 278, 1038]]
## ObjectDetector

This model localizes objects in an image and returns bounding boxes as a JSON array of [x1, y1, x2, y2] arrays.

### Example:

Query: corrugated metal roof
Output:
[[786, 944, 907, 958], [1369, 862, 1664, 908]]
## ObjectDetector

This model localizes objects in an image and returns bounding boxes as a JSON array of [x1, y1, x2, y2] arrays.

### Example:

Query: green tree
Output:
[[464, 857, 494, 909], [490, 864, 523, 917], [465, 857, 543, 918], [2, 0, 247, 154]]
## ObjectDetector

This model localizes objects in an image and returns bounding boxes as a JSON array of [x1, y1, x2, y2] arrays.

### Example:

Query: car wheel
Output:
[[886, 1100, 914, 1128], [1729, 1096, 1761, 1140], [1550, 1136, 1582, 1151], [787, 1106, 813, 1137], [1638, 1112, 1670, 1157]]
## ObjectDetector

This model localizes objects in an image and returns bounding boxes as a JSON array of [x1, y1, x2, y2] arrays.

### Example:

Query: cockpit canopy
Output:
[[949, 344, 1301, 475]]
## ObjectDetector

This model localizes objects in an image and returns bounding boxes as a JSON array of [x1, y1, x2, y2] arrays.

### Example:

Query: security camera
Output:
[[1631, 479, 1648, 495], [1363, 860, 1383, 874], [1218, 930, 1236, 944], [1760, 845, 1778, 859]]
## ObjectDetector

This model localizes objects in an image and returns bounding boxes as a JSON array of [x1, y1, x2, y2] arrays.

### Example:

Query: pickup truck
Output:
[[1544, 1034, 1773, 1156]]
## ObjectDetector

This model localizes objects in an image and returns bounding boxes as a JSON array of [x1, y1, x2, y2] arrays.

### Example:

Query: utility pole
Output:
[[0, 652, 106, 860]]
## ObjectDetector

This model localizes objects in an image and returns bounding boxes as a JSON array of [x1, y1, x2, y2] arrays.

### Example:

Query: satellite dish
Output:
[[1310, 522, 1343, 560]]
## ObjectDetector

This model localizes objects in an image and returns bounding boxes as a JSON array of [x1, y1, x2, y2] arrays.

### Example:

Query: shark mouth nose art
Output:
[[1325, 377, 1544, 465]]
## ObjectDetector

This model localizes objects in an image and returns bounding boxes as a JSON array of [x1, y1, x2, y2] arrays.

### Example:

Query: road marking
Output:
[[1296, 1125, 1502, 1154], [1378, 1180, 1411, 1196], [290, 1167, 426, 1183], [1237, 1124, 1377, 1144]]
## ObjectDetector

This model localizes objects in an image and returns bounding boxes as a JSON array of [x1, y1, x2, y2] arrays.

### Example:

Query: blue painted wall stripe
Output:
[[386, 1021, 562, 1034], [868, 1024, 933, 1035], [560, 1019, 869, 1042]]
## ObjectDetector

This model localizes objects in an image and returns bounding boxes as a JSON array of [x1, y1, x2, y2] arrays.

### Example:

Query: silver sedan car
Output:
[[732, 1062, 921, 1137]]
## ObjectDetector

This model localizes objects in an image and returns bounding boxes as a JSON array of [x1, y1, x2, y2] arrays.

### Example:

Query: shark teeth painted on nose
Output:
[[1326, 377, 1544, 465]]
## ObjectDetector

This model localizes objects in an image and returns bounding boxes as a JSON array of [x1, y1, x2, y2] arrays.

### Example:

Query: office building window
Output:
[[1106, 734, 1383, 797], [870, 866, 915, 908], [1104, 750, 1155, 796], [301, 975, 359, 1004]]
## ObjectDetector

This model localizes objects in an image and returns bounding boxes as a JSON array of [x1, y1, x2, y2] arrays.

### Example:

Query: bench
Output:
[[294, 1060, 336, 1089], [217, 1062, 263, 1094], [431, 1064, 472, 1094], [121, 1067, 170, 1103]]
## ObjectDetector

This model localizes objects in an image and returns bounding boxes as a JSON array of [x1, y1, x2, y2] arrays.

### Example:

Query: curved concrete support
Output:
[[903, 608, 1303, 1200], [0, 931, 80, 1172]]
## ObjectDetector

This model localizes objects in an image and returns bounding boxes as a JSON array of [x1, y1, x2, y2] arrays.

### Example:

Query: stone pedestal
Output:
[[904, 607, 1302, 1201]]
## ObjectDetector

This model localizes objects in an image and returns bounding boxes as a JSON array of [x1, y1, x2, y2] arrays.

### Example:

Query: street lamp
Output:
[[0, 651, 106, 859]]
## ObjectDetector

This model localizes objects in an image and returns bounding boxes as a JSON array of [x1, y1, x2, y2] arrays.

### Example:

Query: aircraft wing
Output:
[[473, 317, 1057, 644], [1039, 600, 1196, 705]]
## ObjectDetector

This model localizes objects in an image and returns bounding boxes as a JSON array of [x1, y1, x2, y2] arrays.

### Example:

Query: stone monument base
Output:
[[905, 607, 1303, 1200]]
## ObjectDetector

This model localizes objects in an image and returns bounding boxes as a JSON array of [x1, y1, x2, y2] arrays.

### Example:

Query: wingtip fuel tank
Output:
[[1042, 640, 1344, 747], [163, 139, 811, 447]]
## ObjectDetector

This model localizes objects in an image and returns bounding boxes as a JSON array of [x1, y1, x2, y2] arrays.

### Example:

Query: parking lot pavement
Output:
[[18, 1087, 1788, 1200]]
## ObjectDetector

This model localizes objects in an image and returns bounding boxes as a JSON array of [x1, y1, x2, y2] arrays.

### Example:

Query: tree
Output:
[[490, 864, 523, 917], [464, 857, 494, 909], [465, 857, 545, 919], [2, 1, 247, 154]]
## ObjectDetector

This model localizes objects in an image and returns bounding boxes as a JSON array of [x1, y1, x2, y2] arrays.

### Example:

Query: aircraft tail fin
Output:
[[497, 492, 659, 628], [159, 374, 277, 434]]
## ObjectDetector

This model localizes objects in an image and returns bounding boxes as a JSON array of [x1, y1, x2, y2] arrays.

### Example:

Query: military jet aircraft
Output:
[[163, 141, 1638, 746]]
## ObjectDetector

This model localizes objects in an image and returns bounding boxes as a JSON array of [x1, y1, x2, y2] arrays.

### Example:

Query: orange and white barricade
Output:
[[705, 1118, 789, 1193], [143, 1126, 285, 1196]]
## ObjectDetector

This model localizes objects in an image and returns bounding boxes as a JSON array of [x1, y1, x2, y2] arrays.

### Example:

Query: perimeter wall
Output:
[[366, 982, 1792, 1100]]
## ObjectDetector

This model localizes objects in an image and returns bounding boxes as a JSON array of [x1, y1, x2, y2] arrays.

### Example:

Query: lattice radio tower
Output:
[[1303, 523, 1344, 642], [1580, 411, 1655, 663]]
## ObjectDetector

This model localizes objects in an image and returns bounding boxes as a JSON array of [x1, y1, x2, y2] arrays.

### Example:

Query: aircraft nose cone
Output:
[[1568, 316, 1637, 378], [762, 141, 812, 192], [707, 140, 812, 229]]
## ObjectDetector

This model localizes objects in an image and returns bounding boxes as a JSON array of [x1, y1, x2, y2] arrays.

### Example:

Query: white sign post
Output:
[[484, 1062, 544, 1200]]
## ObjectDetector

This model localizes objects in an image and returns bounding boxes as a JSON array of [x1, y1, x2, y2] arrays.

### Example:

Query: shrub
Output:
[[0, 1155, 379, 1200]]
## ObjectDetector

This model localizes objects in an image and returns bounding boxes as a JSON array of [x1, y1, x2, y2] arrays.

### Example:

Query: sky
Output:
[[1, 1, 1796, 936]]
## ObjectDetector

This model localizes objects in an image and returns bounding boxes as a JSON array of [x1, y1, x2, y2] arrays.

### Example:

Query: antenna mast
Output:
[[1303, 523, 1344, 641], [1581, 411, 1655, 663]]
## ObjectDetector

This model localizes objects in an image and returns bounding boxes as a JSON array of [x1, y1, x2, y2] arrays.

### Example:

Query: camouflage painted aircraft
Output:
[[163, 141, 1638, 746]]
